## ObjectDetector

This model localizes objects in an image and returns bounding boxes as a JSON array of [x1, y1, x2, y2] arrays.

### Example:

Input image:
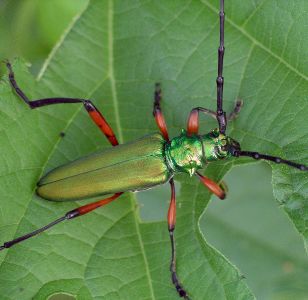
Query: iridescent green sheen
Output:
[[165, 129, 204, 176], [165, 128, 235, 176], [37, 129, 239, 201], [200, 128, 234, 161], [37, 133, 171, 201]]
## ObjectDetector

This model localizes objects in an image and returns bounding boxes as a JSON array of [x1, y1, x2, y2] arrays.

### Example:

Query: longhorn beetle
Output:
[[1, 1, 307, 299]]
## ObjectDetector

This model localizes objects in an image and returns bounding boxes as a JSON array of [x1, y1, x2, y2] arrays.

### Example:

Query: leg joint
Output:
[[216, 76, 224, 85], [83, 100, 95, 111]]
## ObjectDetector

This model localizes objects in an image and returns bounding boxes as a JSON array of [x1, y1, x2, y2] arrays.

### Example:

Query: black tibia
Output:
[[153, 82, 162, 115], [6, 61, 91, 109], [5, 60, 31, 105], [168, 179, 190, 299], [152, 83, 170, 141], [169, 230, 190, 300], [0, 215, 67, 251], [193, 107, 217, 119], [227, 100, 243, 121], [193, 100, 243, 121], [0, 209, 83, 251], [0, 194, 123, 251], [216, 0, 227, 134], [6, 60, 90, 109], [188, 99, 243, 132], [5, 60, 119, 146]]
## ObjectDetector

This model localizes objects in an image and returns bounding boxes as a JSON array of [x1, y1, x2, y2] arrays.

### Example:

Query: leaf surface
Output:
[[203, 163, 308, 299]]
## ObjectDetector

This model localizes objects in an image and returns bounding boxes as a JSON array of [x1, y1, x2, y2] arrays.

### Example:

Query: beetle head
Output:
[[201, 128, 241, 161]]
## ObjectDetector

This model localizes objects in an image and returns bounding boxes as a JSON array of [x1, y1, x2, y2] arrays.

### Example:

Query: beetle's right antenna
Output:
[[216, 0, 227, 134]]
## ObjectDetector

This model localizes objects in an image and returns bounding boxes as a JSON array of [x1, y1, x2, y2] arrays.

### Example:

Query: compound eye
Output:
[[216, 143, 228, 158]]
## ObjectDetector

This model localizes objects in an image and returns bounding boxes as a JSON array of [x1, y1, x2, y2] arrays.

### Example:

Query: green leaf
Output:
[[203, 163, 308, 299], [0, 0, 307, 299]]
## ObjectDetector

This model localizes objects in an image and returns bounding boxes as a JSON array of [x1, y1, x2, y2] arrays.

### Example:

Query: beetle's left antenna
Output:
[[216, 0, 227, 134]]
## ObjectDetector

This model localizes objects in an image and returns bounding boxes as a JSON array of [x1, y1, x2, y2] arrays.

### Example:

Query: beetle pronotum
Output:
[[1, 1, 307, 299]]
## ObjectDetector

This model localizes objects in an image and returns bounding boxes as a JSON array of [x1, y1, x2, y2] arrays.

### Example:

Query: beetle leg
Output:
[[5, 61, 119, 146], [0, 193, 123, 251], [187, 107, 216, 135], [153, 83, 170, 141], [70, 192, 123, 216], [227, 99, 243, 121], [196, 172, 226, 200], [168, 179, 190, 299], [187, 100, 243, 135]]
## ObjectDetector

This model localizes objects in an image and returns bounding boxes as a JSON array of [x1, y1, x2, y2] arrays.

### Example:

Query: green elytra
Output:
[[37, 129, 239, 201]]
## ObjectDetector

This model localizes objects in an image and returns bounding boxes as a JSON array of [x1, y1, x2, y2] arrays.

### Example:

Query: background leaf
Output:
[[0, 0, 307, 299], [203, 163, 308, 300]]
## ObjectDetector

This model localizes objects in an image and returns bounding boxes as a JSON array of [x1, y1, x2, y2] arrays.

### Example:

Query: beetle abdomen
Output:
[[37, 133, 171, 201]]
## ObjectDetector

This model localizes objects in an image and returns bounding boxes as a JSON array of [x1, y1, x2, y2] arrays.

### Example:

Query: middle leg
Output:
[[153, 83, 170, 141], [5, 60, 119, 146]]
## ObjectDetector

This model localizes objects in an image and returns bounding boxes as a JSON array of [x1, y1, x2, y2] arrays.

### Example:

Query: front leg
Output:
[[227, 99, 243, 121], [187, 100, 243, 135]]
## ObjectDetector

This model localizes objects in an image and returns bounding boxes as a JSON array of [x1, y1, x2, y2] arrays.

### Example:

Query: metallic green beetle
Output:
[[37, 130, 238, 201], [1, 1, 307, 299]]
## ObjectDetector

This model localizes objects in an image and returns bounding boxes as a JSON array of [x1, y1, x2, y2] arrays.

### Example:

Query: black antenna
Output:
[[216, 0, 227, 134], [234, 150, 308, 171]]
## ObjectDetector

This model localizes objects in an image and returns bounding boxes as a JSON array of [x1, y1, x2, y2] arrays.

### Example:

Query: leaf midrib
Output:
[[107, 2, 156, 297], [33, 1, 156, 298], [0, 3, 151, 298]]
